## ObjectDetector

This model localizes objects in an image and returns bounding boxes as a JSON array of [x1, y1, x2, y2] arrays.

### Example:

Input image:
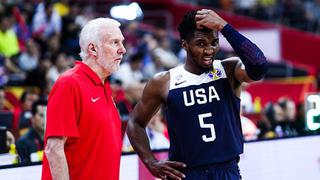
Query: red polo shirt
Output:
[[42, 61, 122, 180]]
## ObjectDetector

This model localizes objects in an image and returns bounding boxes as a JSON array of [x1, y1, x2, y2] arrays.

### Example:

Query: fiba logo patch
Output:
[[208, 68, 222, 80], [176, 74, 183, 81]]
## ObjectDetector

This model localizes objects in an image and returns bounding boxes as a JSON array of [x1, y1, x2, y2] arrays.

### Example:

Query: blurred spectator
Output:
[[25, 56, 51, 94], [17, 90, 39, 133], [17, 39, 40, 72], [0, 55, 8, 86], [74, 5, 95, 28], [0, 86, 6, 111], [241, 115, 258, 141], [304, 0, 320, 33], [152, 38, 180, 70], [258, 102, 286, 139], [60, 3, 81, 58], [16, 99, 46, 164], [278, 97, 298, 136], [240, 82, 254, 113], [295, 103, 307, 135], [112, 52, 144, 89], [46, 53, 71, 90], [123, 21, 139, 47], [43, 34, 61, 59], [234, 0, 257, 16], [12, 6, 31, 52], [146, 110, 169, 149], [240, 103, 258, 141], [122, 109, 169, 152], [0, 12, 20, 58], [110, 79, 132, 122], [0, 127, 15, 154], [32, 0, 62, 42], [143, 52, 166, 78]]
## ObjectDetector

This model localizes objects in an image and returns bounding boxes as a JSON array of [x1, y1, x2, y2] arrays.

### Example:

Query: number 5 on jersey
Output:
[[198, 113, 216, 142]]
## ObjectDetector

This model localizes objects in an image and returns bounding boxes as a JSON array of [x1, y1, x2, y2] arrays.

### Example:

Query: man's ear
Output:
[[181, 40, 188, 50], [88, 43, 97, 57]]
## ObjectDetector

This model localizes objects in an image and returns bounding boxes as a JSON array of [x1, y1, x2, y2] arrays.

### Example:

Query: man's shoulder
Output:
[[49, 68, 82, 97], [54, 67, 82, 86]]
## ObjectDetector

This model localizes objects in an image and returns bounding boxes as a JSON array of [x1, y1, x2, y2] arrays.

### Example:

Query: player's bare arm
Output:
[[127, 72, 186, 180], [220, 58, 253, 97], [45, 137, 69, 180]]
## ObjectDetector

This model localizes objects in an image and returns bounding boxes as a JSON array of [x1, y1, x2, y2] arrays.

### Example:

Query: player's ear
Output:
[[181, 40, 188, 50], [88, 43, 97, 57]]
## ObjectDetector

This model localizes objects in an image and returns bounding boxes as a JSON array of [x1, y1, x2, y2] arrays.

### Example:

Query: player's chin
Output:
[[201, 63, 213, 71]]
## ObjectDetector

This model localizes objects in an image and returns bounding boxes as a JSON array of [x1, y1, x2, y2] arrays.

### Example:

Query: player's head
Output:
[[79, 18, 126, 75], [178, 10, 219, 72]]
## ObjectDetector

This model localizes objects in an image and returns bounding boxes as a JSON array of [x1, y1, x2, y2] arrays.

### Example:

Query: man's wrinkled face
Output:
[[96, 26, 126, 74]]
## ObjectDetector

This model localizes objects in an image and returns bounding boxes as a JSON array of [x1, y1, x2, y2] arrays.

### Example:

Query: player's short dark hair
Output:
[[177, 10, 213, 42], [31, 100, 47, 116]]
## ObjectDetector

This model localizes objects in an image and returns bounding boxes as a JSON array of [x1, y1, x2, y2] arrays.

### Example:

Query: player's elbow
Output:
[[246, 61, 269, 81]]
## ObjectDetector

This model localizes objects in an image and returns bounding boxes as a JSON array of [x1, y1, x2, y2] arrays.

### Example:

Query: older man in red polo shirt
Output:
[[41, 17, 126, 180]]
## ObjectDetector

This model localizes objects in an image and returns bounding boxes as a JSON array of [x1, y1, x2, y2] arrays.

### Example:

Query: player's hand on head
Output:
[[146, 160, 186, 180], [195, 9, 227, 31]]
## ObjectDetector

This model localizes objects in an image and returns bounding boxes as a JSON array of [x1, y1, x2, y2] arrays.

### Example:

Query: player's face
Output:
[[185, 30, 219, 73], [97, 26, 126, 74]]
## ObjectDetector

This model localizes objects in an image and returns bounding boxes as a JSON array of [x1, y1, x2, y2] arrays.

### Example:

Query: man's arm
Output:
[[127, 72, 186, 180], [196, 9, 269, 83], [45, 137, 69, 180]]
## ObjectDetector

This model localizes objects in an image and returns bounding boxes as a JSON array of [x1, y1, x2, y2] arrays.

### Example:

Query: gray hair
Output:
[[79, 18, 121, 60]]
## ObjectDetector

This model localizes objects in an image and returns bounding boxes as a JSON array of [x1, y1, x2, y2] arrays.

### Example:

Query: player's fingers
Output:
[[162, 169, 185, 180], [197, 9, 210, 15], [196, 19, 209, 29], [195, 14, 205, 21], [161, 165, 186, 178], [165, 161, 187, 168]]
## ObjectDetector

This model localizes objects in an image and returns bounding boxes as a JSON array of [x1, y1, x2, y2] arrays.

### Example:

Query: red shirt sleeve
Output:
[[45, 79, 80, 139]]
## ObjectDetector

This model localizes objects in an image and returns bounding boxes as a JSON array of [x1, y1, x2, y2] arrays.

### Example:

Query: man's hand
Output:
[[146, 159, 186, 180], [195, 9, 227, 31]]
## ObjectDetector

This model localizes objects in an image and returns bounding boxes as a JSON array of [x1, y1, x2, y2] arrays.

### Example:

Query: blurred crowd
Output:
[[187, 0, 320, 33], [0, 0, 319, 165]]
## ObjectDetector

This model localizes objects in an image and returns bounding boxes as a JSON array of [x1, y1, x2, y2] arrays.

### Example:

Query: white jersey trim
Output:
[[169, 60, 227, 90]]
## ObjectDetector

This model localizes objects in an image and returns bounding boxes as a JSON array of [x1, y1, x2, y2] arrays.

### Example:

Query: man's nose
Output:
[[118, 43, 126, 54], [204, 47, 214, 55]]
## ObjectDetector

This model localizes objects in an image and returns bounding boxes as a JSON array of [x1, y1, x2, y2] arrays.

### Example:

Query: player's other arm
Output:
[[45, 137, 69, 180], [196, 9, 269, 82], [127, 72, 186, 180]]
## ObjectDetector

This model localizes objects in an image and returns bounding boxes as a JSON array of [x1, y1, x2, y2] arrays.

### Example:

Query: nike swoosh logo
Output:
[[175, 80, 187, 86], [91, 97, 101, 102]]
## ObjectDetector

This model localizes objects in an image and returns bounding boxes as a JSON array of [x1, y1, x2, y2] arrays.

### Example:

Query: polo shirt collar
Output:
[[75, 61, 103, 85]]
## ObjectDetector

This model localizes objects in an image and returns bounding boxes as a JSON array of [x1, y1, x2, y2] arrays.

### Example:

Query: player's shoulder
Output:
[[143, 71, 170, 98], [150, 71, 170, 84]]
